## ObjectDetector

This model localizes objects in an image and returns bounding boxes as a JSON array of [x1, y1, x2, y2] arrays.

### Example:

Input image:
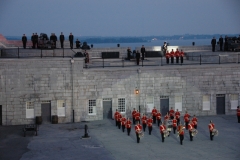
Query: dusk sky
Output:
[[0, 0, 239, 37]]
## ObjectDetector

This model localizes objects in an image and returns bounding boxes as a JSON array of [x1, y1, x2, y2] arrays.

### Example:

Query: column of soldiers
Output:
[[114, 107, 219, 145], [22, 32, 81, 49], [165, 48, 184, 64]]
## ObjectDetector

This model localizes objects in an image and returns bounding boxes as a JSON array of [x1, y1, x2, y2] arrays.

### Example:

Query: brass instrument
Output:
[[191, 129, 198, 136], [212, 129, 219, 136], [163, 130, 169, 137], [177, 126, 185, 137], [138, 130, 144, 139]]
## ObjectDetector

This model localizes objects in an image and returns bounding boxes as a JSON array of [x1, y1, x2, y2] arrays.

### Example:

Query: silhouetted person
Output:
[[69, 32, 74, 49], [219, 36, 223, 51], [224, 35, 228, 51], [31, 33, 35, 48], [211, 37, 216, 52], [162, 41, 167, 56], [76, 39, 81, 48], [34, 33, 38, 48], [59, 32, 65, 48], [22, 34, 27, 49], [127, 47, 132, 60], [136, 50, 140, 65], [141, 45, 145, 60]]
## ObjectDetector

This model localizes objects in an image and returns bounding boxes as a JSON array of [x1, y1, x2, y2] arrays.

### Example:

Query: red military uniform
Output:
[[164, 114, 169, 121], [121, 117, 126, 126], [188, 122, 194, 141], [192, 116, 198, 129], [177, 125, 185, 145], [147, 118, 153, 127], [208, 122, 215, 140], [135, 112, 141, 122], [180, 50, 184, 63], [114, 111, 120, 126], [184, 113, 190, 123], [117, 114, 122, 122], [156, 112, 162, 120], [172, 118, 177, 134], [237, 107, 240, 123], [152, 108, 157, 124], [169, 109, 175, 119], [175, 111, 180, 125], [126, 119, 132, 136], [142, 115, 147, 124], [135, 124, 142, 133], [160, 124, 166, 134], [170, 50, 175, 64], [132, 109, 137, 124], [165, 51, 170, 64]]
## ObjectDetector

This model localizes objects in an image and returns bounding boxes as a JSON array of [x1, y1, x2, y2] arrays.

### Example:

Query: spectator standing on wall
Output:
[[219, 36, 223, 51], [127, 47, 132, 60], [224, 35, 228, 51], [141, 45, 145, 60], [59, 32, 65, 48], [211, 37, 216, 52], [136, 50, 140, 65], [69, 33, 74, 49], [162, 41, 167, 56], [22, 34, 27, 49], [31, 33, 35, 48], [34, 33, 38, 48]]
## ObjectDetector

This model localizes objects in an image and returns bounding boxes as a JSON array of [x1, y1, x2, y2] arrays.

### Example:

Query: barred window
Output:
[[118, 98, 126, 113], [26, 102, 34, 118], [230, 94, 238, 109], [89, 100, 96, 114], [57, 100, 65, 116], [203, 95, 210, 110]]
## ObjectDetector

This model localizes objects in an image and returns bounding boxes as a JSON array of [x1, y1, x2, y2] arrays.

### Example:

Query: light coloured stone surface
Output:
[[0, 51, 240, 125]]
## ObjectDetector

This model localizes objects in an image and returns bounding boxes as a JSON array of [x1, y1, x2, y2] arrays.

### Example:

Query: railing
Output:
[[0, 47, 77, 58], [86, 54, 240, 68]]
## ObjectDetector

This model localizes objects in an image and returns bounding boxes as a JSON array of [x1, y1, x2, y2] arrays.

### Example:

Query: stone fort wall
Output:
[[0, 57, 239, 125]]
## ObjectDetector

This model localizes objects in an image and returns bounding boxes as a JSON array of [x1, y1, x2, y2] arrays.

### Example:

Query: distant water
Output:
[[5, 36, 211, 49]]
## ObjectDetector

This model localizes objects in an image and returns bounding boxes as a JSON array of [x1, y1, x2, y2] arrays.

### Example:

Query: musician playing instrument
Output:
[[117, 113, 122, 129], [188, 120, 194, 141], [156, 111, 162, 126], [160, 123, 167, 142], [177, 123, 185, 145], [134, 110, 141, 124], [175, 109, 181, 126], [170, 49, 175, 64], [208, 120, 215, 141], [114, 109, 120, 126], [132, 108, 137, 124], [152, 107, 157, 124], [126, 118, 132, 136], [121, 115, 126, 132], [141, 114, 147, 132], [192, 115, 198, 129], [147, 116, 153, 135], [175, 48, 180, 63], [237, 106, 240, 123], [135, 121, 143, 143], [164, 112, 169, 121], [184, 111, 190, 130], [172, 116, 177, 134], [169, 107, 175, 119]]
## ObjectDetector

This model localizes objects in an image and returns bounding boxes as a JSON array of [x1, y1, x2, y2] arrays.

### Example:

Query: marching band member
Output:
[[165, 50, 170, 64], [141, 113, 147, 132], [134, 110, 141, 124], [208, 120, 215, 141], [170, 49, 175, 64], [169, 107, 175, 119], [180, 49, 184, 63], [147, 115, 153, 135], [160, 123, 167, 142], [152, 107, 157, 124], [164, 112, 169, 121], [126, 118, 132, 136], [156, 111, 162, 126], [121, 115, 126, 132], [177, 123, 185, 145], [175, 109, 181, 126], [237, 106, 240, 123], [175, 48, 180, 63], [114, 109, 120, 126], [135, 121, 143, 143], [117, 113, 122, 129], [192, 115, 198, 129], [132, 108, 137, 125], [188, 120, 194, 141], [184, 111, 190, 130], [172, 116, 177, 134]]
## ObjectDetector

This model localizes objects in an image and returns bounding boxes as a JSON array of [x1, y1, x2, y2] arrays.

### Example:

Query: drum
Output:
[[212, 129, 219, 136], [167, 120, 173, 128]]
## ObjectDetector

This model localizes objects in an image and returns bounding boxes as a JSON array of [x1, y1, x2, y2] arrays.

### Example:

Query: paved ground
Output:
[[0, 115, 240, 160]]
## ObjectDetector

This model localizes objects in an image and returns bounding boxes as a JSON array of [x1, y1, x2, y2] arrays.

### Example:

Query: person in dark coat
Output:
[[59, 32, 65, 48], [31, 33, 35, 48], [76, 39, 81, 48], [136, 50, 140, 65], [34, 33, 38, 48], [140, 45, 145, 60], [224, 35, 228, 51], [219, 36, 223, 51], [127, 47, 132, 60], [69, 32, 74, 49], [22, 34, 27, 49], [211, 37, 216, 52]]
